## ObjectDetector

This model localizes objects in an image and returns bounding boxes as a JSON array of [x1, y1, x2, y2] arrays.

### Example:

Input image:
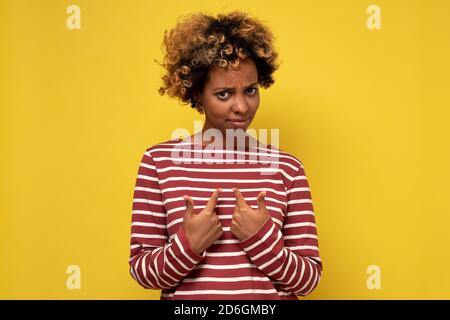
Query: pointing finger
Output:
[[183, 195, 195, 216], [205, 188, 221, 212], [257, 191, 267, 214], [233, 188, 247, 209]]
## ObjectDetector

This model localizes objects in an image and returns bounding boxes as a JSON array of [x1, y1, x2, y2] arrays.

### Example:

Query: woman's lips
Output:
[[226, 118, 248, 128]]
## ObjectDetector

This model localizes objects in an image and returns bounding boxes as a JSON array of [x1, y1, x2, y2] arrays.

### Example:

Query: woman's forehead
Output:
[[206, 59, 258, 87]]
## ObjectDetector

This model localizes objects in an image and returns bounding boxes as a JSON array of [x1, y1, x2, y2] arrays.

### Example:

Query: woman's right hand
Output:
[[182, 188, 223, 255]]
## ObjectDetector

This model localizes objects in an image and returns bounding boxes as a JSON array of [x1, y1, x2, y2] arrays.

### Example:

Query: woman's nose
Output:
[[231, 96, 249, 114]]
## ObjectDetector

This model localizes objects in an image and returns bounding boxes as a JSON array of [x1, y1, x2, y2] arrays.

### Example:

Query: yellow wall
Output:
[[1, 0, 449, 299]]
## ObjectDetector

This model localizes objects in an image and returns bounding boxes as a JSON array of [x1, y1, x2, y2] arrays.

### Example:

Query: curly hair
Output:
[[156, 11, 281, 114]]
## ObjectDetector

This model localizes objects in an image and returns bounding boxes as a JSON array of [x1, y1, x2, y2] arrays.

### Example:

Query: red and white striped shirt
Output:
[[128, 136, 322, 299]]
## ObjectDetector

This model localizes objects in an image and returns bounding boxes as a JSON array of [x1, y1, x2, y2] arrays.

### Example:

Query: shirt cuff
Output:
[[172, 225, 206, 268], [238, 217, 286, 276], [238, 216, 275, 252]]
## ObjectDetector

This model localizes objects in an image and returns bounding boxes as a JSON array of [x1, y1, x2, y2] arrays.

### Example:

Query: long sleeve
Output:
[[128, 149, 206, 290], [238, 161, 322, 296]]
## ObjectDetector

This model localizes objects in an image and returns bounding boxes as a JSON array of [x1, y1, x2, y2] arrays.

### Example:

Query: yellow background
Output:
[[1, 0, 449, 299]]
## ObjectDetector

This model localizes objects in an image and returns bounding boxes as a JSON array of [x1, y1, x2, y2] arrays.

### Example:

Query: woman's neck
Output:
[[188, 127, 255, 150]]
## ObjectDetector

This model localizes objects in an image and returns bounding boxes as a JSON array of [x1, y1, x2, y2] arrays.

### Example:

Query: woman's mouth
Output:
[[226, 118, 249, 128]]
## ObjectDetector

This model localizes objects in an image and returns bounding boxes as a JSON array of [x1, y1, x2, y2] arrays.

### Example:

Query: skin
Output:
[[194, 57, 260, 143], [182, 57, 270, 254], [230, 188, 270, 241], [182, 189, 223, 254]]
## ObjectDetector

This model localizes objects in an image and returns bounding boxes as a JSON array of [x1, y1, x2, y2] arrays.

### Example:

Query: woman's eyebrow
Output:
[[213, 82, 258, 91]]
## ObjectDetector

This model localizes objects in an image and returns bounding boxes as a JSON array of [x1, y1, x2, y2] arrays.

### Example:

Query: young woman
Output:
[[128, 11, 322, 300]]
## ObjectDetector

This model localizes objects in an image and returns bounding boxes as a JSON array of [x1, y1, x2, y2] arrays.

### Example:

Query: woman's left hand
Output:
[[230, 188, 270, 241]]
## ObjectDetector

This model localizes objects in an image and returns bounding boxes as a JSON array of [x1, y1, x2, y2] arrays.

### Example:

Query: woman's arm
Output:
[[238, 162, 322, 296], [128, 150, 205, 289]]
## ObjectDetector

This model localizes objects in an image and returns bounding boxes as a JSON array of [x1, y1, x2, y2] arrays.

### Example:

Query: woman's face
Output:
[[195, 58, 260, 136]]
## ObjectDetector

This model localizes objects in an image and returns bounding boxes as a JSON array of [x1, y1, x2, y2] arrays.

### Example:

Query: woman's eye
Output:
[[216, 91, 229, 99], [247, 87, 258, 94], [216, 88, 258, 100]]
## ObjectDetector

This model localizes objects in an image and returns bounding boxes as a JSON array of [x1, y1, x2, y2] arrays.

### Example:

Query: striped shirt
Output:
[[128, 136, 322, 300]]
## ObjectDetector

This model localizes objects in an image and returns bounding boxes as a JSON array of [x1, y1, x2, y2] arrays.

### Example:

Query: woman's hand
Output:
[[182, 188, 223, 255], [231, 188, 270, 241]]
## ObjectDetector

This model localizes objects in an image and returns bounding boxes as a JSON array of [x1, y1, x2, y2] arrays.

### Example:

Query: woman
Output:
[[129, 11, 322, 300]]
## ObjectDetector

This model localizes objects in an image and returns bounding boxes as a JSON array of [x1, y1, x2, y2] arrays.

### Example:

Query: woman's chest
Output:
[[157, 164, 289, 236]]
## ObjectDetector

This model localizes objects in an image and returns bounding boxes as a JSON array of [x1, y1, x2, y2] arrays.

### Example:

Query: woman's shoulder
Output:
[[144, 137, 187, 154], [260, 141, 305, 170]]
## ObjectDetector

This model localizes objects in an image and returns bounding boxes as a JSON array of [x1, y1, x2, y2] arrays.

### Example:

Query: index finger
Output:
[[205, 188, 221, 212], [233, 188, 247, 209]]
